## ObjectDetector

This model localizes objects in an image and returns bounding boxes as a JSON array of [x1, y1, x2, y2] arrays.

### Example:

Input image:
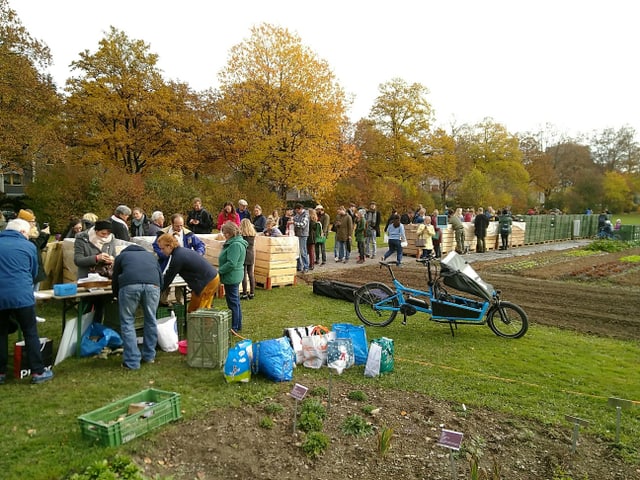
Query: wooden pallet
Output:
[[255, 274, 296, 290]]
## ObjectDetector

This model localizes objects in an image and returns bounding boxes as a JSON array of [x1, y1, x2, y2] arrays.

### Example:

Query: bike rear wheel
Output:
[[354, 282, 398, 327], [487, 302, 528, 338]]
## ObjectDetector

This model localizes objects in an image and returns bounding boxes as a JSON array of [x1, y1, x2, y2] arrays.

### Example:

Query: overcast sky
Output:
[[11, 0, 640, 137]]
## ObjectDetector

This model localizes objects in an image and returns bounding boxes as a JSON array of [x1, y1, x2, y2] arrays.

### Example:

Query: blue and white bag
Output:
[[224, 339, 253, 383]]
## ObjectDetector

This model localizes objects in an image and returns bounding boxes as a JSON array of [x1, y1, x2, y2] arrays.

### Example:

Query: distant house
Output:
[[0, 171, 29, 197]]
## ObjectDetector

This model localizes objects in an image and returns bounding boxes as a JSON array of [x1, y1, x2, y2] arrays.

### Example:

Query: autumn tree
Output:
[[454, 119, 529, 211], [423, 128, 457, 206], [64, 27, 202, 174], [214, 23, 356, 201], [368, 78, 433, 182], [0, 0, 62, 183], [591, 126, 640, 174]]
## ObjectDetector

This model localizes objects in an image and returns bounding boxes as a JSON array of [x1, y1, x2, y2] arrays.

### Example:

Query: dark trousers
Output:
[[476, 236, 486, 253], [0, 305, 45, 376]]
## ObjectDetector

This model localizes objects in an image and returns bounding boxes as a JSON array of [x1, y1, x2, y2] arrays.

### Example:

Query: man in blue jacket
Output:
[[112, 244, 163, 369], [0, 219, 54, 384]]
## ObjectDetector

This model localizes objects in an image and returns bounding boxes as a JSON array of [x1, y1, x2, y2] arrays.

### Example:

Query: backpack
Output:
[[500, 221, 510, 233]]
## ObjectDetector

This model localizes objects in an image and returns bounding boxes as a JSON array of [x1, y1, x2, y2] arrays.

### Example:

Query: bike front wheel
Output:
[[354, 282, 398, 327], [487, 302, 528, 338]]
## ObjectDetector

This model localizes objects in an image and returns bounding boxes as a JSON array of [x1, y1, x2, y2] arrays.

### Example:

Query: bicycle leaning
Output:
[[353, 252, 528, 338]]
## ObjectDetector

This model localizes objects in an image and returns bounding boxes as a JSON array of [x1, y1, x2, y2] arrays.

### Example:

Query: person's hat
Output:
[[295, 203, 304, 209], [238, 199, 248, 206], [17, 209, 35, 222], [369, 201, 376, 205], [315, 204, 324, 210], [94, 219, 112, 231]]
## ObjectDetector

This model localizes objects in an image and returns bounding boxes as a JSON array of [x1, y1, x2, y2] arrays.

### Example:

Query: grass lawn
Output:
[[1, 281, 639, 478]]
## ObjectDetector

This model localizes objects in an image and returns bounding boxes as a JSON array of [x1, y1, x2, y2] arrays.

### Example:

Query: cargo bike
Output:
[[353, 252, 528, 338]]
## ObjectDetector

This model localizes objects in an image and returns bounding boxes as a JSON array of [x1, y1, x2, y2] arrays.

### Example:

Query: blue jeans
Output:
[[383, 239, 403, 265], [118, 283, 161, 369], [297, 236, 309, 271], [0, 305, 45, 375], [336, 240, 349, 260], [224, 283, 243, 331], [365, 230, 377, 257]]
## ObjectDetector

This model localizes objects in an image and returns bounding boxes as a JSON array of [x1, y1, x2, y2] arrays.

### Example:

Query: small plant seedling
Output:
[[259, 416, 274, 429], [377, 426, 393, 457], [264, 402, 284, 415], [301, 398, 327, 420], [309, 386, 328, 397], [301, 431, 330, 459], [347, 390, 368, 402], [341, 414, 373, 437], [298, 411, 324, 433]]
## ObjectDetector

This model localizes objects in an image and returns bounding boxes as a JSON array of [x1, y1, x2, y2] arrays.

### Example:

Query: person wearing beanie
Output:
[[73, 219, 116, 323]]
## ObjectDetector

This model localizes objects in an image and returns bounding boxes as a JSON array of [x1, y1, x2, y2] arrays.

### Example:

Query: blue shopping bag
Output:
[[332, 323, 368, 365]]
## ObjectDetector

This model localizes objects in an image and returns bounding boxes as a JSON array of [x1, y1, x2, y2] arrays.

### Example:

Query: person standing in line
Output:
[[239, 218, 256, 300], [449, 208, 465, 254], [279, 206, 294, 236], [263, 216, 283, 236], [354, 208, 367, 264], [147, 211, 165, 236], [130, 207, 151, 237], [111, 244, 163, 370], [0, 219, 54, 384], [293, 203, 310, 272], [315, 205, 330, 266], [498, 209, 513, 250], [217, 222, 247, 332], [110, 205, 132, 241], [252, 204, 267, 233], [473, 206, 490, 253], [216, 202, 240, 231], [156, 234, 220, 313], [187, 197, 214, 234], [307, 208, 318, 270], [237, 199, 251, 222], [17, 209, 50, 292], [333, 205, 353, 263], [416, 215, 435, 259], [364, 201, 381, 259], [382, 214, 406, 266]]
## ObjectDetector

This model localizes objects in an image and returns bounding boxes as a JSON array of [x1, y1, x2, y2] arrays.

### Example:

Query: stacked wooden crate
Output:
[[254, 235, 298, 289]]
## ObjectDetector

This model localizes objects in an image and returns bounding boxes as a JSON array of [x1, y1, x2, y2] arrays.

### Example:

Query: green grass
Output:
[[1, 278, 639, 477]]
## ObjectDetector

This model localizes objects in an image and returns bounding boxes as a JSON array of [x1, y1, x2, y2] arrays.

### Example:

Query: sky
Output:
[[10, 0, 640, 137]]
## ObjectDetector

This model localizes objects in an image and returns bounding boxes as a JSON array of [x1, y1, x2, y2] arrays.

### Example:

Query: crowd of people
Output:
[[0, 197, 534, 382]]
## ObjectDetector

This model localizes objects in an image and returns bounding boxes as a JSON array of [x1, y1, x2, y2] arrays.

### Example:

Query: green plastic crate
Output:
[[187, 308, 230, 368], [78, 388, 181, 446]]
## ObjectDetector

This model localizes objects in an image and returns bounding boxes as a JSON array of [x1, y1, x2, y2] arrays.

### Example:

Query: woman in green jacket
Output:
[[218, 221, 248, 331]]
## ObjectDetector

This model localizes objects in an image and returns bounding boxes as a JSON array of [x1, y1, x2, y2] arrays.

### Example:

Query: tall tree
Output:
[[591, 126, 640, 174], [0, 0, 62, 181], [368, 78, 433, 182], [215, 23, 356, 201], [455, 119, 529, 210], [64, 27, 201, 174]]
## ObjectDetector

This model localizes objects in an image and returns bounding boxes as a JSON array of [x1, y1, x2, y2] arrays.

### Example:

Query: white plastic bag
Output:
[[157, 311, 179, 352], [364, 343, 382, 377], [301, 326, 336, 368]]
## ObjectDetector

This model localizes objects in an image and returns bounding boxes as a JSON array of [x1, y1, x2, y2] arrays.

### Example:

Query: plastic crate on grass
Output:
[[187, 308, 231, 368], [77, 388, 181, 446]]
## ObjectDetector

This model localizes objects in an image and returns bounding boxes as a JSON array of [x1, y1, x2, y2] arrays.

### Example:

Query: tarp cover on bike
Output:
[[439, 252, 495, 301]]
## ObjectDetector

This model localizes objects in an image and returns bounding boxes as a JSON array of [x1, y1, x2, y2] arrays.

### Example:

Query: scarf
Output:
[[88, 227, 113, 251]]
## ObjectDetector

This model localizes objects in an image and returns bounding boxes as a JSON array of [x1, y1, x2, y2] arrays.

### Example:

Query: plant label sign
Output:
[[290, 383, 308, 401], [438, 428, 463, 451]]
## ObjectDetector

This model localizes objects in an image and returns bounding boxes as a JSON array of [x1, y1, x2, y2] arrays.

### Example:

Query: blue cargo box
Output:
[[53, 283, 78, 296]]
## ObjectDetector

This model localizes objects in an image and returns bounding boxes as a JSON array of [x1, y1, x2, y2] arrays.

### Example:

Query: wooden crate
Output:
[[254, 235, 298, 289]]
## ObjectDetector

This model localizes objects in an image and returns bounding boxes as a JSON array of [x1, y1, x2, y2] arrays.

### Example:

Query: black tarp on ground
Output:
[[312, 279, 359, 302]]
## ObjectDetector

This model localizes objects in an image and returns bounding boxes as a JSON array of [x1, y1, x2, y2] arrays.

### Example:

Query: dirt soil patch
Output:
[[136, 248, 640, 480]]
